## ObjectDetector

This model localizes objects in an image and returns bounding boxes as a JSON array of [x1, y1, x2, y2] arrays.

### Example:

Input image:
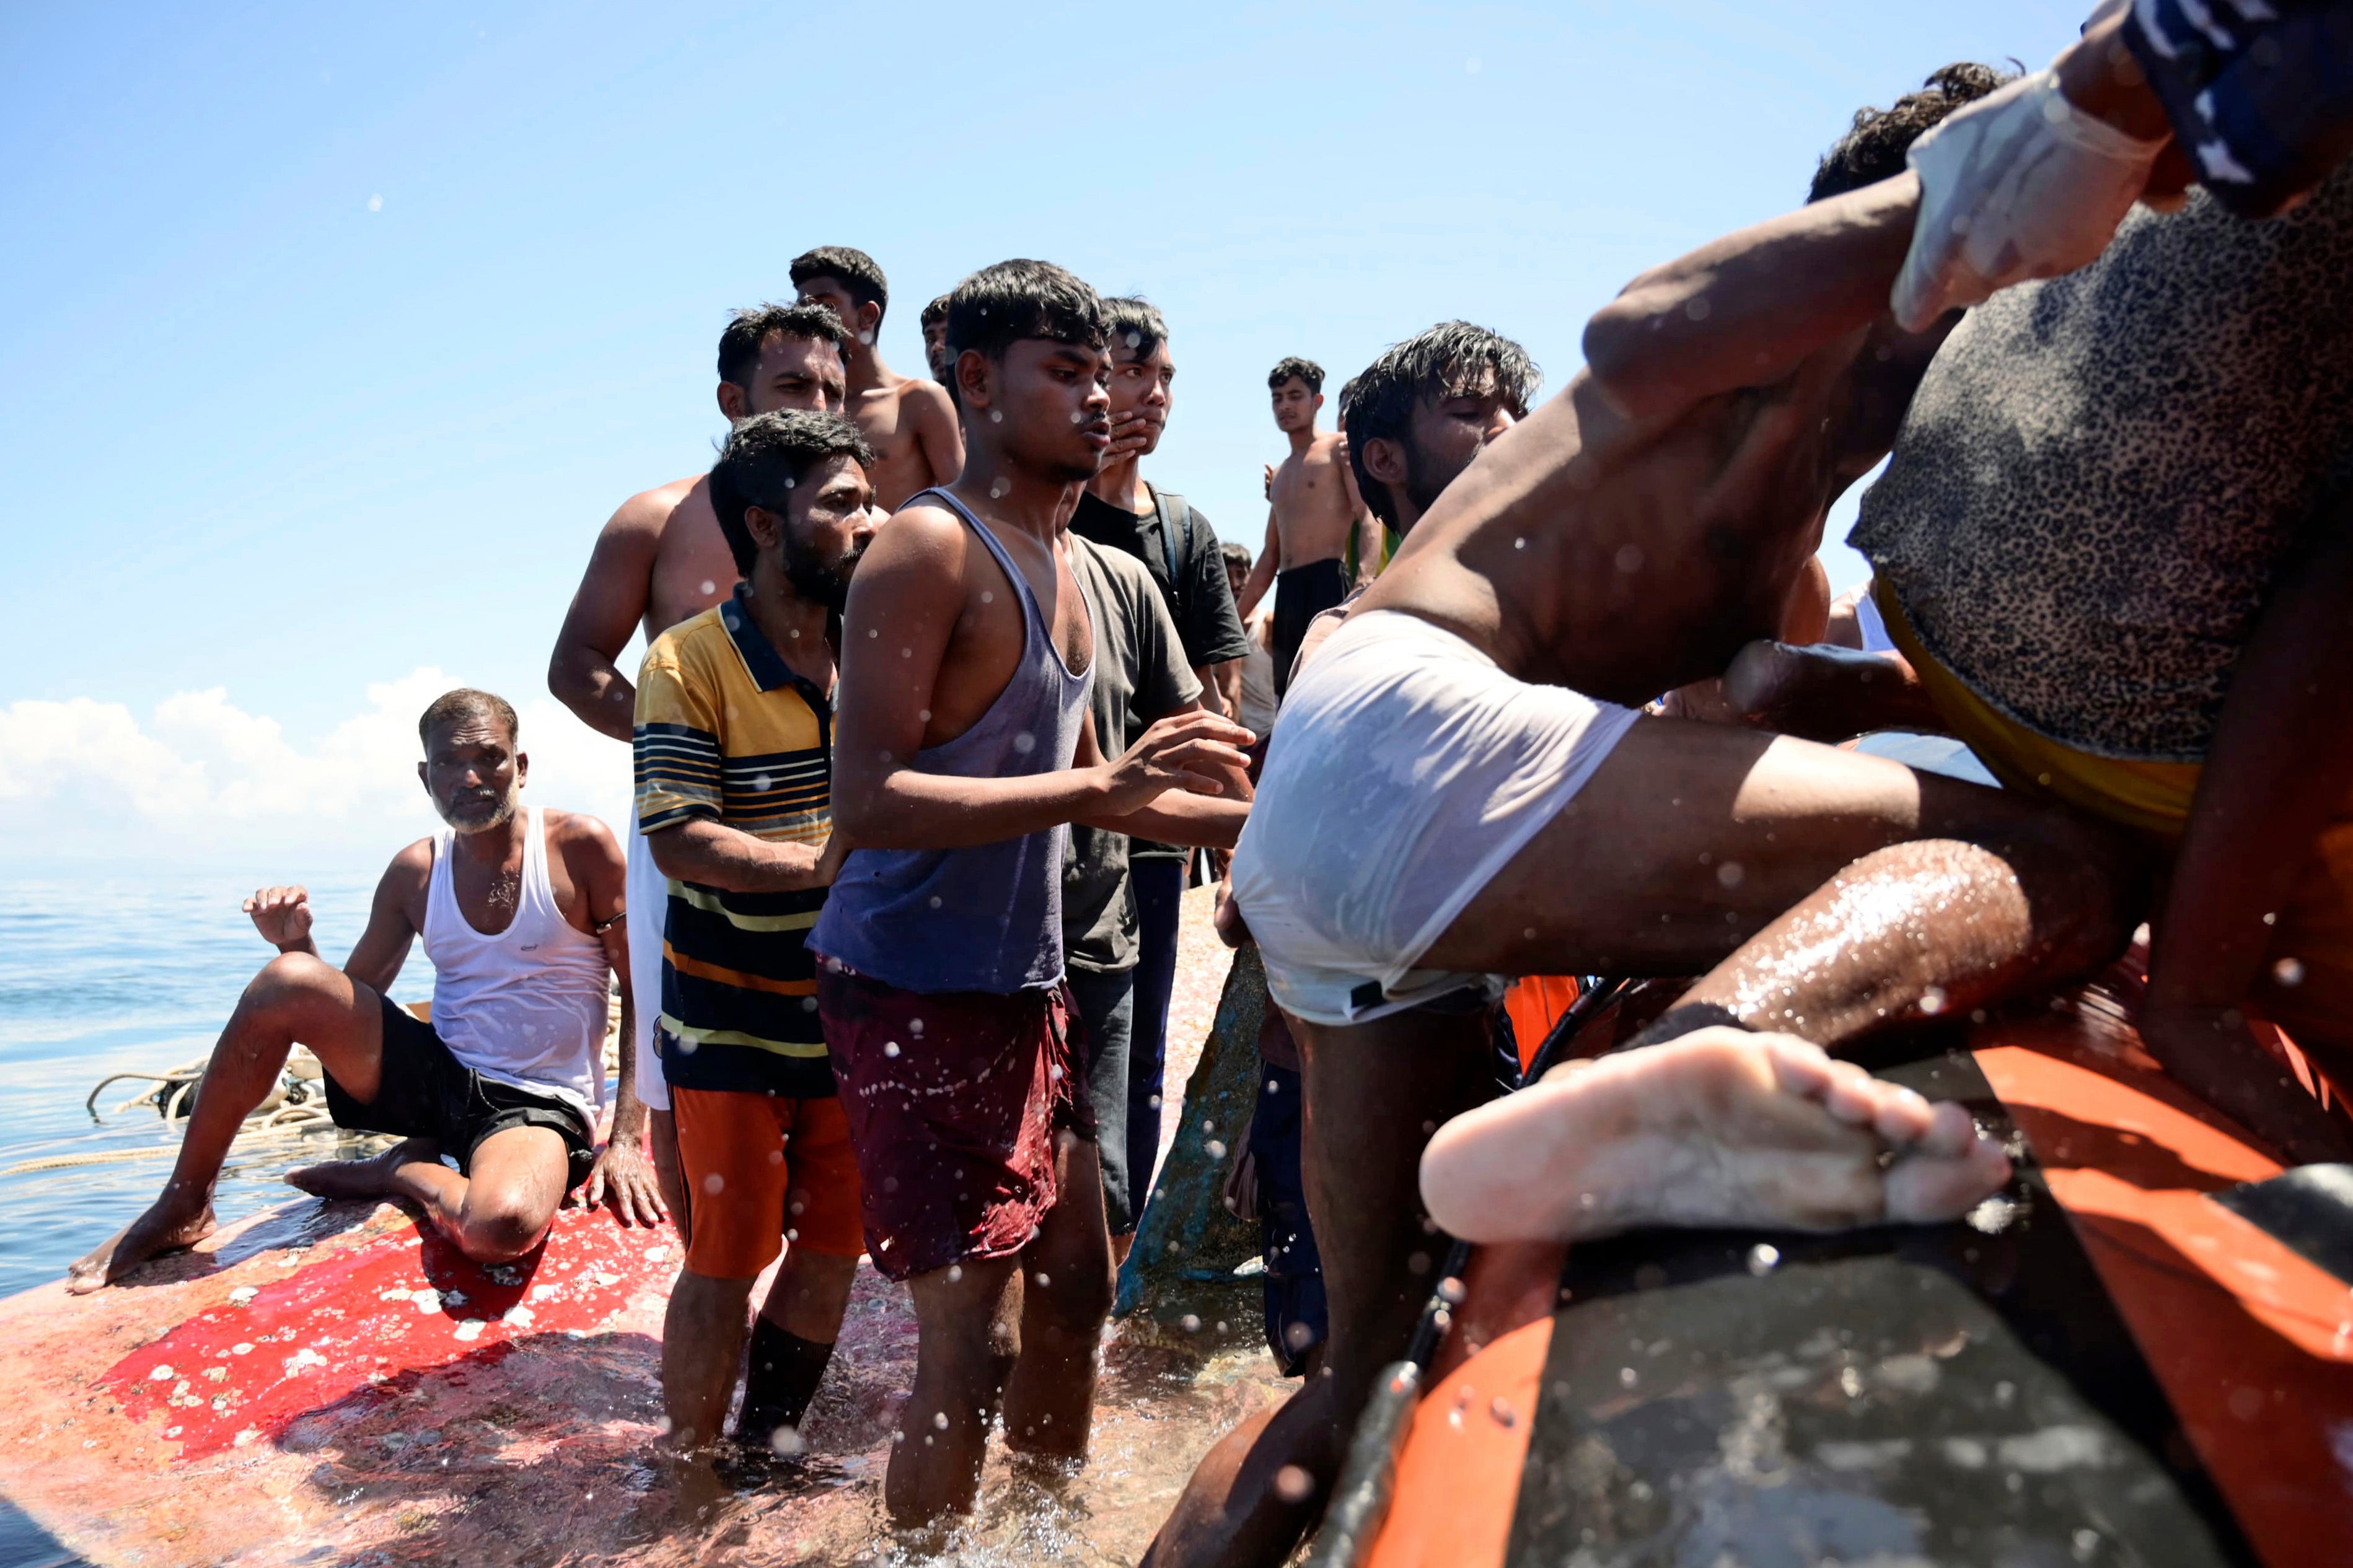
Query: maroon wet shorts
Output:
[[817, 965, 1094, 1282]]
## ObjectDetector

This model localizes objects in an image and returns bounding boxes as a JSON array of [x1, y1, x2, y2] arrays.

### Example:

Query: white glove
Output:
[[1892, 67, 2166, 332]]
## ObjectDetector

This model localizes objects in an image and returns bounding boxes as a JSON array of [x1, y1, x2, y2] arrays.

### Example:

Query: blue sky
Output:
[[0, 0, 2086, 871]]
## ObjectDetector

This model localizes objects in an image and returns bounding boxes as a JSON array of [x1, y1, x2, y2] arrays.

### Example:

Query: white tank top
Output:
[[423, 806, 611, 1113]]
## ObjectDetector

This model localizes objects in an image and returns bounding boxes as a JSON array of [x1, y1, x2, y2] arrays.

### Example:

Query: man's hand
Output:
[[1893, 65, 2166, 331], [1093, 711, 1254, 817], [245, 885, 317, 954], [579, 1121, 669, 1227], [1105, 411, 1156, 466], [1262, 463, 1275, 502]]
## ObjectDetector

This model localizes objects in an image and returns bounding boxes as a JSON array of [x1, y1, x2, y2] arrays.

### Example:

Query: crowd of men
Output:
[[64, 1, 2353, 1559]]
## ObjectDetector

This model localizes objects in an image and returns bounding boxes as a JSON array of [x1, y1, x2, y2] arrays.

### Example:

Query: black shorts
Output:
[[323, 995, 597, 1189]]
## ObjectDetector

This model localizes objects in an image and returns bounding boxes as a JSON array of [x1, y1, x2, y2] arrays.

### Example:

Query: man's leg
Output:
[[1003, 1132, 1117, 1460], [738, 1095, 866, 1447], [665, 1270, 759, 1448], [1418, 719, 2135, 1027], [289, 1117, 569, 1263], [1126, 857, 1186, 1209], [892, 1255, 1023, 1526], [738, 1249, 860, 1447], [1144, 1004, 1496, 1568], [1068, 965, 1138, 1239], [67, 952, 390, 1292]]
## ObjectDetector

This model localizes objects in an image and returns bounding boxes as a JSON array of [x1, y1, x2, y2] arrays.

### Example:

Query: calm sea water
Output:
[[0, 873, 424, 1302]]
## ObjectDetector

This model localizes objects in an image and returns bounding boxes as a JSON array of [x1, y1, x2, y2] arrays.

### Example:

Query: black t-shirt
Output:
[[1070, 486, 1252, 672]]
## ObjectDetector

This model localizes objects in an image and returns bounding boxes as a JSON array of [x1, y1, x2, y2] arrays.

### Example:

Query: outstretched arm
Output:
[[1583, 173, 1922, 426], [829, 505, 1251, 850], [550, 491, 671, 743]]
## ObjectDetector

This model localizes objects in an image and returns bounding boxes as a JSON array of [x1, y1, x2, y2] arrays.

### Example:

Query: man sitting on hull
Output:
[[1150, 64, 2131, 1567], [69, 690, 654, 1293]]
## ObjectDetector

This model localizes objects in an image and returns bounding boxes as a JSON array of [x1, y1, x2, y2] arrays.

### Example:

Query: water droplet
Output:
[[1273, 1465, 1316, 1504], [2275, 957, 2306, 987], [1716, 861, 1744, 888], [1614, 543, 1644, 573], [932, 1410, 949, 1430], [1013, 731, 1037, 754], [699, 579, 716, 595], [1746, 1243, 1780, 1276], [884, 1041, 900, 1058], [1919, 985, 1948, 1015], [1205, 1139, 1226, 1158], [770, 1424, 805, 1456], [1618, 1366, 1637, 1387], [1683, 296, 1711, 322], [366, 193, 383, 212], [990, 478, 1009, 497], [700, 1172, 724, 1195], [946, 1264, 963, 1282], [1179, 1313, 1201, 1333], [990, 409, 1003, 423], [1839, 1364, 1863, 1398]]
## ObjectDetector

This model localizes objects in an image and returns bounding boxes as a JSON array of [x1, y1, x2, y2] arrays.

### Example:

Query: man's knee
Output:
[[247, 951, 345, 1015], [457, 1191, 555, 1263], [1033, 1258, 1115, 1336]]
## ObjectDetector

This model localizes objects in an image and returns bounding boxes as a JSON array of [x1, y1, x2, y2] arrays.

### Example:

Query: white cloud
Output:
[[0, 670, 631, 870]]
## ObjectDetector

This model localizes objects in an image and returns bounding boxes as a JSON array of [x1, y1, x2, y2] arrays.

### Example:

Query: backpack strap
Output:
[[1148, 486, 1189, 599]]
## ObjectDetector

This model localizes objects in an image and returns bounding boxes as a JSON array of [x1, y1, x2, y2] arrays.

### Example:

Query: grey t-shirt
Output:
[[1063, 534, 1202, 973], [1851, 167, 2353, 762]]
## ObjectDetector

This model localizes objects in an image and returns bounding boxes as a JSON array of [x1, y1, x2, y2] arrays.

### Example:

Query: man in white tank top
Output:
[[68, 690, 661, 1294]]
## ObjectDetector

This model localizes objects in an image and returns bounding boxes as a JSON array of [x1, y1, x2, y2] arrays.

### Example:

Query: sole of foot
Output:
[[284, 1136, 440, 1200], [64, 1199, 218, 1295], [1420, 1026, 2010, 1244]]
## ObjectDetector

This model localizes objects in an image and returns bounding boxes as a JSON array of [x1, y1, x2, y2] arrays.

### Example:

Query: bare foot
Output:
[[286, 1137, 439, 1199], [1420, 1027, 2010, 1243], [66, 1196, 218, 1294]]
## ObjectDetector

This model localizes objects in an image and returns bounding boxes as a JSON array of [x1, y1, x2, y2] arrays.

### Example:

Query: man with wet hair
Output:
[[814, 258, 1253, 1526], [1152, 66, 2116, 1568], [1069, 294, 1254, 1233], [1286, 321, 1541, 675], [919, 292, 952, 383], [548, 299, 851, 1225], [638, 410, 877, 1452], [69, 692, 654, 1294], [791, 245, 963, 509], [1236, 356, 1381, 699]]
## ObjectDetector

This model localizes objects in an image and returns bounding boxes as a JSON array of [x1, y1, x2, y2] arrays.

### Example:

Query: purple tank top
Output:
[[812, 488, 1095, 994]]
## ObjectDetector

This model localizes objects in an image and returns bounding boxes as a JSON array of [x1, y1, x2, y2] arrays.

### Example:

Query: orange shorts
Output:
[[670, 1087, 864, 1279]]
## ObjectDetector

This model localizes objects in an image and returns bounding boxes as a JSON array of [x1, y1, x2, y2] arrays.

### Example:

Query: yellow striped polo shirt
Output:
[[633, 584, 833, 1098]]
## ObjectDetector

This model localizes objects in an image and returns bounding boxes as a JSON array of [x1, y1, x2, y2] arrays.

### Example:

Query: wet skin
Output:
[[1150, 173, 2140, 1568], [66, 728, 646, 1292]]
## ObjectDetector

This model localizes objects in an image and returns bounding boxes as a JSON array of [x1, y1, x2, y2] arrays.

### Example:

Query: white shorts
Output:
[[1230, 610, 1640, 1027], [625, 799, 671, 1111]]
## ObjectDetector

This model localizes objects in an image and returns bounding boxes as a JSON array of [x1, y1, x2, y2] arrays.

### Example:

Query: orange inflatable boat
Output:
[[1333, 984, 2353, 1568]]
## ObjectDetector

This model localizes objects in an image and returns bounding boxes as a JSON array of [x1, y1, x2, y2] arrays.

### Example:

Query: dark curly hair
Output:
[[1809, 63, 2018, 203], [1339, 322, 1539, 529], [708, 410, 876, 578], [1268, 356, 1324, 393], [789, 245, 891, 328], [716, 302, 850, 388]]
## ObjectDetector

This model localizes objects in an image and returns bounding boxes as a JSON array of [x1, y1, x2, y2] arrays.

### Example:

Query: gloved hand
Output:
[[1892, 67, 2167, 331]]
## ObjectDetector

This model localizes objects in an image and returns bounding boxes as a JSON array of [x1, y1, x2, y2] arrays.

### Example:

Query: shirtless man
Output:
[[790, 246, 964, 509], [1235, 357, 1381, 698], [813, 258, 1253, 1528], [68, 691, 659, 1292], [548, 300, 847, 1270], [1149, 65, 2125, 1568]]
